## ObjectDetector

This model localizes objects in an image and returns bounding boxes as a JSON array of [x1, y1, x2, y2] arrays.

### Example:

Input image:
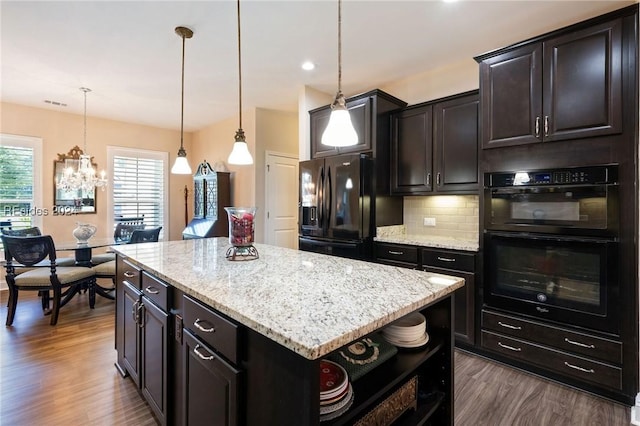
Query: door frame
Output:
[[264, 151, 299, 248]]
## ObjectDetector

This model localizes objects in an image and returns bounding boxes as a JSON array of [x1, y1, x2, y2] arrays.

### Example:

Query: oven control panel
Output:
[[486, 165, 617, 187]]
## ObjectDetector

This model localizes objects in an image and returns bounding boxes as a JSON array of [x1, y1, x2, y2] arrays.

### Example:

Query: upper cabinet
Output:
[[309, 89, 406, 159], [390, 91, 479, 195], [478, 17, 623, 149]]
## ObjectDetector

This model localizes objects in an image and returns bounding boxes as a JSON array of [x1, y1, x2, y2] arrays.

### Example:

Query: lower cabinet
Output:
[[116, 264, 170, 425], [182, 329, 241, 426], [374, 242, 478, 347]]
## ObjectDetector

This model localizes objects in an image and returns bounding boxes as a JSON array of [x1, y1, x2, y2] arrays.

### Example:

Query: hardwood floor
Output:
[[0, 289, 632, 425]]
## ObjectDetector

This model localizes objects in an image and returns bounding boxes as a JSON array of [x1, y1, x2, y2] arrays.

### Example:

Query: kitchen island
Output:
[[112, 237, 464, 426]]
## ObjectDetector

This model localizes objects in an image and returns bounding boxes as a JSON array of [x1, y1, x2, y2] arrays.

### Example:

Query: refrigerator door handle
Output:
[[326, 166, 332, 229], [319, 166, 324, 227]]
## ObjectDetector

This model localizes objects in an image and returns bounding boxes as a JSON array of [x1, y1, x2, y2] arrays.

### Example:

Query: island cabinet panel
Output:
[[478, 16, 623, 149], [182, 329, 241, 426], [116, 256, 142, 378], [391, 91, 479, 195], [115, 266, 171, 425]]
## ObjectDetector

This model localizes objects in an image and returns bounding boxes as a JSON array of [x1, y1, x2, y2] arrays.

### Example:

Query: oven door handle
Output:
[[485, 231, 617, 244]]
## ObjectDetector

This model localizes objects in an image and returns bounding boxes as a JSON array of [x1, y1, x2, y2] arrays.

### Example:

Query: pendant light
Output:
[[227, 0, 254, 165], [171, 26, 194, 175], [56, 87, 108, 193], [321, 0, 358, 148]]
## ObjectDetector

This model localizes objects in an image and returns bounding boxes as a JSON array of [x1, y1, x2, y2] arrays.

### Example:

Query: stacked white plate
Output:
[[381, 312, 429, 348], [319, 360, 354, 421]]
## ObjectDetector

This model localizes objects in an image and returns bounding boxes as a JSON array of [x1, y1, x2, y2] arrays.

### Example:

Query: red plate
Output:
[[319, 360, 348, 395]]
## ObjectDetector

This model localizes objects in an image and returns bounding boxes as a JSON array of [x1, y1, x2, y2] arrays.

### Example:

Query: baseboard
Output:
[[631, 393, 640, 425]]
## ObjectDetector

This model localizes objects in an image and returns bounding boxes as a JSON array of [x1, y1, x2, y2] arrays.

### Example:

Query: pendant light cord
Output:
[[337, 0, 342, 94], [180, 32, 186, 149], [237, 0, 243, 129]]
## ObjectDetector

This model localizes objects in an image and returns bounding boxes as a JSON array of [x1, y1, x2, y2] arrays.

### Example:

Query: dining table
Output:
[[55, 237, 126, 302]]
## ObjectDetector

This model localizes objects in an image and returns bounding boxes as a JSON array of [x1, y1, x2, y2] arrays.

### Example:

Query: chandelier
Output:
[[56, 87, 108, 194]]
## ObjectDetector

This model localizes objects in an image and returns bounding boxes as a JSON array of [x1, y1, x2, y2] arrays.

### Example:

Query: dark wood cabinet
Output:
[[390, 105, 432, 194], [375, 242, 477, 347], [180, 294, 242, 426], [310, 96, 372, 158], [478, 17, 623, 149], [391, 91, 479, 195], [182, 329, 241, 426], [116, 262, 171, 425], [141, 294, 169, 425], [309, 90, 406, 195]]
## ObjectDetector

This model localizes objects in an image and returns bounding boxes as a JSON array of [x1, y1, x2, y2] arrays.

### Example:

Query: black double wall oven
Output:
[[484, 165, 619, 334]]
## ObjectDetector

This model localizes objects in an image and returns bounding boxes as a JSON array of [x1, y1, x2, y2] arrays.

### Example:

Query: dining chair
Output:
[[1, 235, 97, 326], [1, 227, 76, 268], [93, 226, 162, 286], [90, 223, 146, 265]]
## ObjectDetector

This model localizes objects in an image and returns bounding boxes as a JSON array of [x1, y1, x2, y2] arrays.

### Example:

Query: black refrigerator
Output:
[[299, 153, 395, 260]]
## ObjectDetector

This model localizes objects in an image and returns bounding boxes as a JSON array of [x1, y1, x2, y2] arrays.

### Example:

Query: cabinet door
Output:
[[182, 329, 241, 426], [423, 266, 475, 346], [433, 92, 479, 193], [122, 281, 141, 386], [310, 97, 372, 159], [543, 18, 622, 142], [479, 43, 543, 149], [141, 297, 169, 425], [390, 105, 432, 194]]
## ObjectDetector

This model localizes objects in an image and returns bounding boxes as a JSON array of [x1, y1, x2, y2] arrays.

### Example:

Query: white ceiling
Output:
[[1, 0, 635, 132]]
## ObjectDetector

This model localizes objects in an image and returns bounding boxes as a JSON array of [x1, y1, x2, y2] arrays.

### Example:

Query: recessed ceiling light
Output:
[[301, 61, 315, 71]]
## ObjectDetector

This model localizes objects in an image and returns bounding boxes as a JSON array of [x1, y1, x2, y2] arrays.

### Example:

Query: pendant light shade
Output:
[[322, 0, 358, 148], [171, 26, 194, 175], [228, 0, 254, 165]]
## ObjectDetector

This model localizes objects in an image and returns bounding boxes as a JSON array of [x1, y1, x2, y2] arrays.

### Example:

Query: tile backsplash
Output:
[[403, 195, 479, 241]]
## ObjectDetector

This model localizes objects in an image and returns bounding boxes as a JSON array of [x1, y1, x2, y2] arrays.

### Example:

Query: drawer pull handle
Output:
[[124, 271, 136, 278], [193, 344, 214, 361], [564, 338, 595, 349], [388, 251, 404, 256], [194, 319, 215, 333], [497, 342, 521, 352], [564, 362, 594, 374], [437, 257, 455, 262], [144, 286, 160, 295], [498, 321, 522, 330]]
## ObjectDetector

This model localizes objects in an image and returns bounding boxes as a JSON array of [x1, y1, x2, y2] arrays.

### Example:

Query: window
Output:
[[0, 134, 42, 230], [107, 147, 168, 239]]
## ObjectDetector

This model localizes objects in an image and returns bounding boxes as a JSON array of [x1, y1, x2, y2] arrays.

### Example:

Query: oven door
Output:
[[485, 184, 618, 236], [484, 232, 618, 334]]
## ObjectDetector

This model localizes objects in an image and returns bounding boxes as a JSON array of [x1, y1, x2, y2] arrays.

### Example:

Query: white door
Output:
[[265, 152, 299, 249]]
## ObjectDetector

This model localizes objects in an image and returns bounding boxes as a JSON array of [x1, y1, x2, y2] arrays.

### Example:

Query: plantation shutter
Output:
[[112, 155, 164, 229], [0, 145, 34, 227]]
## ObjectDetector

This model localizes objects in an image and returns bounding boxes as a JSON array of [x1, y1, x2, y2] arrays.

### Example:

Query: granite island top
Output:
[[112, 237, 464, 360]]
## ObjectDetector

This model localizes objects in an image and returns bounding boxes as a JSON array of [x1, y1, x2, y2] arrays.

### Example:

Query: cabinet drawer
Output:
[[117, 257, 141, 289], [421, 249, 475, 272], [482, 310, 622, 364], [141, 272, 170, 312], [375, 243, 418, 265], [482, 330, 622, 391], [183, 295, 240, 365]]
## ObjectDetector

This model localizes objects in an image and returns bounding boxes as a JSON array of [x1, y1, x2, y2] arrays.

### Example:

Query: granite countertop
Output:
[[375, 225, 479, 251], [112, 238, 463, 360], [374, 234, 479, 252]]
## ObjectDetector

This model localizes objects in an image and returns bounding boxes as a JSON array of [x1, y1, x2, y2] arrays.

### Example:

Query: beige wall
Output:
[[191, 107, 297, 243], [0, 102, 192, 243], [253, 108, 298, 242]]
